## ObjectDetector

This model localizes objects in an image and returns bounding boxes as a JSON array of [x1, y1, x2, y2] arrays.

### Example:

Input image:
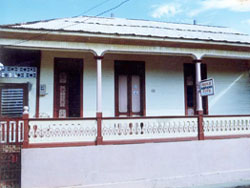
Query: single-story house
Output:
[[1, 16, 250, 188]]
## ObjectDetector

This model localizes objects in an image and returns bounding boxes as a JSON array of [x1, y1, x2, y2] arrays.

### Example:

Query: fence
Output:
[[0, 119, 24, 145], [1, 113, 250, 148]]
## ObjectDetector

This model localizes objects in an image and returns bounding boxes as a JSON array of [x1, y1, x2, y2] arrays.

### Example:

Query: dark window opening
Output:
[[0, 83, 28, 117]]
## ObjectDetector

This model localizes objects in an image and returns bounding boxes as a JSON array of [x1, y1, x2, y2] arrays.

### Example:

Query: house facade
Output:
[[1, 16, 250, 188]]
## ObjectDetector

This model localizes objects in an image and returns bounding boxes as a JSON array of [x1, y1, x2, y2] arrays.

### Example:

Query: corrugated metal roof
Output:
[[2, 16, 250, 44]]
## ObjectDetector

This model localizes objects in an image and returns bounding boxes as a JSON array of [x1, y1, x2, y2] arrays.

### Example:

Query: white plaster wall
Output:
[[205, 59, 250, 115], [0, 78, 36, 117], [40, 53, 188, 117], [102, 57, 115, 117], [145, 56, 186, 116], [39, 51, 54, 117], [103, 54, 188, 117], [39, 52, 250, 117], [22, 138, 250, 188], [83, 54, 96, 117], [39, 51, 96, 118]]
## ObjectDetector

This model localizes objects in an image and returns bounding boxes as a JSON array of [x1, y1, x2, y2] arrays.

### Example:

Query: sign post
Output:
[[200, 78, 215, 96]]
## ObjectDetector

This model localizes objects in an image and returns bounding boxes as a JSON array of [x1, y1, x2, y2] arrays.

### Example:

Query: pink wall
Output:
[[22, 138, 250, 188]]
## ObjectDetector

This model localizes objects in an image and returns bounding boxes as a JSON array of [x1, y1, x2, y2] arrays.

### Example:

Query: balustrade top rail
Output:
[[3, 115, 250, 122], [23, 116, 199, 121], [27, 117, 97, 121], [203, 114, 250, 118], [5, 115, 250, 122], [102, 115, 199, 120], [0, 118, 23, 121]]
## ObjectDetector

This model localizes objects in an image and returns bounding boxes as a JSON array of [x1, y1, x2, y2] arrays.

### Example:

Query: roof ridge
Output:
[[61, 16, 248, 36], [0, 16, 71, 27], [0, 15, 231, 30]]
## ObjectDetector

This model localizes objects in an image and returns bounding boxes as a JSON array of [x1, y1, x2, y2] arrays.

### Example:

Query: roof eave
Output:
[[0, 27, 250, 48]]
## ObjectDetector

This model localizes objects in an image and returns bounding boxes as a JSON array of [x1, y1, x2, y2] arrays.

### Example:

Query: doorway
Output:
[[115, 61, 145, 116], [54, 58, 83, 118]]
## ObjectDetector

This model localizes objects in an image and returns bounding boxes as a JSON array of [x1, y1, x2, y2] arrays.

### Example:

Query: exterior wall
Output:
[[205, 59, 250, 115], [0, 78, 36, 117], [22, 138, 250, 188], [39, 51, 96, 118], [39, 51, 54, 117], [145, 56, 186, 116], [38, 51, 250, 117], [103, 54, 189, 117], [83, 54, 96, 117], [39, 52, 188, 118], [101, 56, 115, 117]]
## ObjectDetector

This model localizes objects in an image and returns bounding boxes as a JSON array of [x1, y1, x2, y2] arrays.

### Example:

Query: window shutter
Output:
[[1, 88, 24, 117]]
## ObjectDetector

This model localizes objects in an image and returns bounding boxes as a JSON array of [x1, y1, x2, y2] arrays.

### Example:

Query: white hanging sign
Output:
[[0, 66, 37, 78], [200, 78, 215, 96]]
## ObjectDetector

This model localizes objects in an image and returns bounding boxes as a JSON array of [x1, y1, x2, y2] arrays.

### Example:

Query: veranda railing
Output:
[[1, 107, 250, 148]]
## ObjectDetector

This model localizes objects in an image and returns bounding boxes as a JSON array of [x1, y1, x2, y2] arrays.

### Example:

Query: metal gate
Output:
[[0, 145, 21, 188], [0, 119, 24, 188]]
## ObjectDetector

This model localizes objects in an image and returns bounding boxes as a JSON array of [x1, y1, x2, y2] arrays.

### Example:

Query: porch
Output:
[[0, 48, 250, 147]]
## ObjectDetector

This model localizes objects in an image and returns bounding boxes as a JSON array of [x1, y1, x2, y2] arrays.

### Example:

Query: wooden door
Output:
[[115, 61, 145, 116], [54, 58, 83, 118]]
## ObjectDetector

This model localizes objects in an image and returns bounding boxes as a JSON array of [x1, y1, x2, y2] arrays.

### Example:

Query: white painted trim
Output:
[[97, 58, 102, 113], [1, 39, 250, 60], [195, 62, 203, 112], [1, 28, 250, 47]]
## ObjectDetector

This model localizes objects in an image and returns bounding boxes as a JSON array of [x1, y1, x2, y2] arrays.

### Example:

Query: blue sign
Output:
[[200, 78, 215, 96]]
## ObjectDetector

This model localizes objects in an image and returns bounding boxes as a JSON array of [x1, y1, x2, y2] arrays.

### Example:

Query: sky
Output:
[[1, 0, 250, 35]]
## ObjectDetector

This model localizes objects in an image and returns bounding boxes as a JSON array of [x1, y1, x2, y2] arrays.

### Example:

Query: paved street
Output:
[[186, 181, 250, 188]]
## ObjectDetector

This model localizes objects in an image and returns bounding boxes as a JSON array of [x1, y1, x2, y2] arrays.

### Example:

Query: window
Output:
[[0, 83, 28, 117]]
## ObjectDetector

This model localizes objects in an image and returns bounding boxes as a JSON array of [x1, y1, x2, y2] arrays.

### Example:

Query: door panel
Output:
[[58, 85, 67, 118], [118, 75, 128, 113], [68, 71, 81, 117], [58, 72, 68, 118], [131, 75, 141, 113]]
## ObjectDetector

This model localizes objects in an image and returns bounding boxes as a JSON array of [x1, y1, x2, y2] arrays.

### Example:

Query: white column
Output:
[[195, 60, 203, 112], [96, 57, 102, 113]]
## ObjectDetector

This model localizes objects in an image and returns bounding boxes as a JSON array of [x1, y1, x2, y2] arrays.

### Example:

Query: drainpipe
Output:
[[194, 59, 204, 140], [95, 56, 103, 145]]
